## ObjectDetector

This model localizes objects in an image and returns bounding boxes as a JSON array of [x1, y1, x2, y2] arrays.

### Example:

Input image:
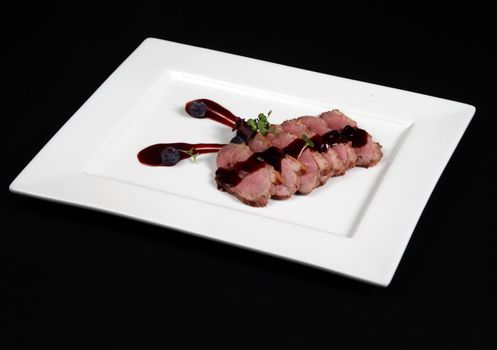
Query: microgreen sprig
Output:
[[301, 134, 314, 148], [298, 134, 315, 158], [179, 148, 199, 163], [246, 110, 272, 136]]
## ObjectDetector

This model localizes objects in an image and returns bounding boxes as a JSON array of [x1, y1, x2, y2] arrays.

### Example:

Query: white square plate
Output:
[[10, 38, 474, 286]]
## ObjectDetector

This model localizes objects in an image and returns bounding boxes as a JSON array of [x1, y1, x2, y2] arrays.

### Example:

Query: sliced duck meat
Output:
[[280, 119, 332, 184], [354, 134, 383, 167], [296, 115, 330, 135], [248, 132, 304, 199], [320, 109, 357, 129], [215, 144, 281, 207], [319, 110, 382, 168], [266, 125, 320, 194], [214, 110, 381, 205], [248, 131, 272, 153], [296, 116, 348, 175]]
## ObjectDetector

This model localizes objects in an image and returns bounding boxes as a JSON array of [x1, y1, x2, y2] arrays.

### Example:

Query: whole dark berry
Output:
[[188, 101, 207, 118], [160, 147, 181, 166]]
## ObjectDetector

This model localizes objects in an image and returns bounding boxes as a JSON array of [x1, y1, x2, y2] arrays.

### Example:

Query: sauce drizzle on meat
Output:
[[215, 127, 368, 188]]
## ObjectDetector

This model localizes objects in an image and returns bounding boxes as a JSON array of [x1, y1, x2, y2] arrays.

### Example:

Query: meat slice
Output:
[[280, 119, 312, 138], [280, 119, 332, 184], [355, 134, 383, 167], [247, 131, 272, 153], [296, 116, 330, 135], [248, 132, 304, 199], [320, 109, 357, 129], [215, 144, 281, 207], [216, 143, 253, 169], [319, 109, 382, 168], [323, 148, 346, 176], [331, 143, 357, 170], [296, 116, 348, 175], [269, 155, 304, 199], [266, 125, 320, 194], [265, 124, 296, 149]]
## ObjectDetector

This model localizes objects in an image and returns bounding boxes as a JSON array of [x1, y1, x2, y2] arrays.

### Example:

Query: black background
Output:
[[3, 2, 496, 348]]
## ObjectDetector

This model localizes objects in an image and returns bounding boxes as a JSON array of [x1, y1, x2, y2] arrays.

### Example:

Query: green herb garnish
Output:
[[298, 134, 315, 159], [246, 110, 272, 136], [247, 118, 257, 131], [179, 148, 199, 163], [301, 134, 315, 148]]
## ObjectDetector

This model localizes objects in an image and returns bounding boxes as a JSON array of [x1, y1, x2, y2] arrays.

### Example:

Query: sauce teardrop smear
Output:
[[185, 99, 240, 127], [138, 143, 226, 166]]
